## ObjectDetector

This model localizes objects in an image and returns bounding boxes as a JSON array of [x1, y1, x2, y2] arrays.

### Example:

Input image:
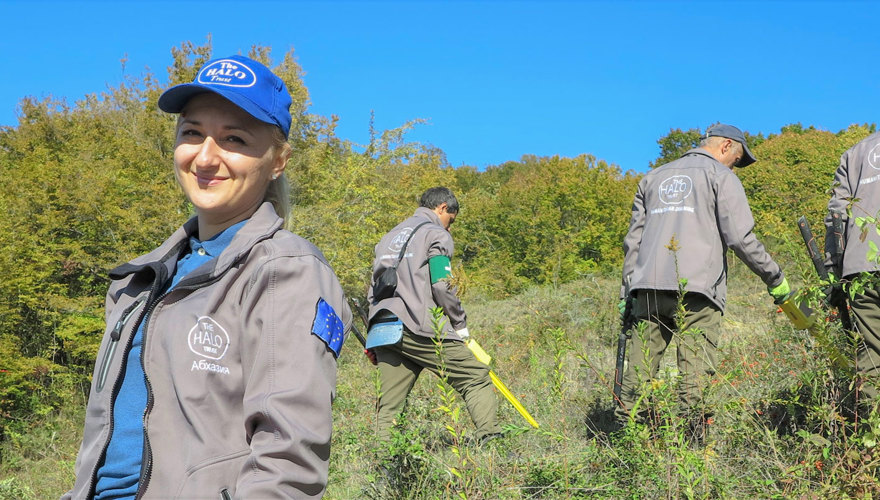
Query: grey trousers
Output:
[[849, 282, 880, 403], [615, 290, 721, 424]]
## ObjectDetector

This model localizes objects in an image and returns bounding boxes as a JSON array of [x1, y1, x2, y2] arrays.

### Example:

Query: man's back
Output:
[[623, 148, 782, 311], [827, 131, 880, 277], [369, 207, 465, 338]]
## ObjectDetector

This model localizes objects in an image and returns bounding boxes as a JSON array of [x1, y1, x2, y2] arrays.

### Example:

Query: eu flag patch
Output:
[[312, 298, 345, 357]]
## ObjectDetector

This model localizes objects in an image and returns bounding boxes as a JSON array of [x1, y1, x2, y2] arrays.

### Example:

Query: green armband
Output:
[[429, 255, 452, 284]]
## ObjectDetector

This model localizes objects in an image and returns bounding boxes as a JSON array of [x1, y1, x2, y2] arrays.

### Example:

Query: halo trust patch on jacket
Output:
[[312, 298, 344, 357], [197, 59, 257, 88], [869, 143, 880, 170], [388, 227, 414, 254], [653, 175, 695, 215], [188, 316, 231, 375]]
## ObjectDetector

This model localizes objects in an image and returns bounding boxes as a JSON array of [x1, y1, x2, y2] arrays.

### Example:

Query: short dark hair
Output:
[[419, 187, 459, 213]]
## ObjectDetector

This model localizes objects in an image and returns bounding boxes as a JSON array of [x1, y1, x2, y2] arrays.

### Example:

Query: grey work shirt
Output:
[[622, 148, 784, 312], [826, 132, 880, 277], [368, 207, 467, 339]]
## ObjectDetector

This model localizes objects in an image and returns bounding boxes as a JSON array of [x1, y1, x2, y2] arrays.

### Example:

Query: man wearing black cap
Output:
[[615, 123, 789, 443]]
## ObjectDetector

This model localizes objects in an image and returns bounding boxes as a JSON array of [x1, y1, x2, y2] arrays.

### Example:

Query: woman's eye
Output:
[[225, 135, 246, 145], [180, 129, 201, 138]]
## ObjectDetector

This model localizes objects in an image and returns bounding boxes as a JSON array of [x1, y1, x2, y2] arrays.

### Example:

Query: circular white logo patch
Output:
[[658, 175, 693, 205], [188, 316, 230, 360], [388, 227, 414, 253], [868, 143, 880, 170]]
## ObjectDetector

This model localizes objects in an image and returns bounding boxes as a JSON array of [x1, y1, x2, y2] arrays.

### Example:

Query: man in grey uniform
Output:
[[826, 131, 880, 405], [617, 124, 790, 440], [367, 187, 502, 443]]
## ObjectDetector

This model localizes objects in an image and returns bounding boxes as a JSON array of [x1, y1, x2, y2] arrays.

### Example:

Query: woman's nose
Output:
[[195, 136, 222, 168]]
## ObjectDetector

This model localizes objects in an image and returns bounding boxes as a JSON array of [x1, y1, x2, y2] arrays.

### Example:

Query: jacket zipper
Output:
[[87, 260, 170, 499], [711, 257, 728, 296], [136, 272, 228, 499], [95, 297, 147, 393], [221, 488, 232, 500], [84, 231, 258, 498], [712, 272, 724, 292], [85, 294, 151, 498], [134, 290, 166, 500]]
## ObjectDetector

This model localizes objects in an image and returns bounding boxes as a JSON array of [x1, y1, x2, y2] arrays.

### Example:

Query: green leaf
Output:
[[804, 433, 831, 448]]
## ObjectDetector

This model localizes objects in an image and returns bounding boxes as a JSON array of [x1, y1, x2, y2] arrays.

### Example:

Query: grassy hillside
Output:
[[0, 40, 875, 498], [3, 258, 875, 499]]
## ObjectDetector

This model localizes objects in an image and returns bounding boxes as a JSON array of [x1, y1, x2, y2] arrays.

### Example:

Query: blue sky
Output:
[[1, 1, 878, 173]]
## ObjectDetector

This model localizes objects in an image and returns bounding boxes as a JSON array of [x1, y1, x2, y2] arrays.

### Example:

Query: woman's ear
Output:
[[272, 143, 292, 179]]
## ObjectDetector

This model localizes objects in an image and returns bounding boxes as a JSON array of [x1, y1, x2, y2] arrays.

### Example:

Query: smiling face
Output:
[[174, 93, 287, 238]]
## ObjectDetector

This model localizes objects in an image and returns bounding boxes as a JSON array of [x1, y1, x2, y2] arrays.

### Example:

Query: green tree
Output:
[[290, 118, 458, 298], [458, 155, 638, 293], [649, 126, 766, 170], [648, 127, 702, 169], [738, 123, 875, 267]]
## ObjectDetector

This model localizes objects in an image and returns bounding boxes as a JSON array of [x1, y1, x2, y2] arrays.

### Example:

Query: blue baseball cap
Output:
[[705, 123, 756, 167], [158, 55, 292, 138]]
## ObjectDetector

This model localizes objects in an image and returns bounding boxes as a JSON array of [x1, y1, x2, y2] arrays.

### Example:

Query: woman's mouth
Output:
[[195, 172, 228, 187]]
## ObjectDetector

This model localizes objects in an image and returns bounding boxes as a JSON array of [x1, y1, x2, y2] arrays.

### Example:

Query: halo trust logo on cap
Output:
[[196, 59, 257, 88]]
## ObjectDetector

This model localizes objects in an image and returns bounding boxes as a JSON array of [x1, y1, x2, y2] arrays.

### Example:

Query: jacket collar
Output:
[[110, 202, 283, 282], [682, 147, 719, 163], [413, 206, 443, 226], [191, 219, 247, 258]]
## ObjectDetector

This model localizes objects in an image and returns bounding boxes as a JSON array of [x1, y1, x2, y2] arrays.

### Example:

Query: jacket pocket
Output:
[[95, 339, 119, 393], [710, 268, 725, 298], [178, 448, 249, 499], [96, 297, 146, 392]]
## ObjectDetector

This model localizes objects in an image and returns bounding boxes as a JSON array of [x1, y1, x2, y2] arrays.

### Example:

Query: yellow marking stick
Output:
[[466, 339, 539, 428]]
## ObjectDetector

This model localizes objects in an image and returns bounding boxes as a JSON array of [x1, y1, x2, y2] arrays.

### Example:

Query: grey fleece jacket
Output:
[[622, 148, 784, 312], [368, 207, 467, 339], [826, 132, 880, 277], [63, 203, 351, 500]]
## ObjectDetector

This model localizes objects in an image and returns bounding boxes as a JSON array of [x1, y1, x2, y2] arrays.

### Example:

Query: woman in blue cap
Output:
[[63, 55, 351, 500]]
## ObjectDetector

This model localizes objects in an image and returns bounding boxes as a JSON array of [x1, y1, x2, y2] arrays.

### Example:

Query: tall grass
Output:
[[3, 258, 880, 498]]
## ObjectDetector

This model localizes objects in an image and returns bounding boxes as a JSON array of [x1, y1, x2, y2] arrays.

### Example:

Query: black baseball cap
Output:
[[705, 123, 756, 167]]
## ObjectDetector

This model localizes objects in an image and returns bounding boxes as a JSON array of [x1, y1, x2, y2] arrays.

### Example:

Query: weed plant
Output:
[[5, 259, 880, 498]]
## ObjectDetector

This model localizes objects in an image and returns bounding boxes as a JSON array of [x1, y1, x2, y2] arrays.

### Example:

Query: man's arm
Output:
[[825, 150, 852, 271], [428, 230, 467, 333], [716, 173, 784, 287], [621, 183, 646, 298]]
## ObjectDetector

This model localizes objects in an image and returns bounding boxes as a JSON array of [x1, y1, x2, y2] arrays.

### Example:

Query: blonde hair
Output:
[[265, 126, 292, 224]]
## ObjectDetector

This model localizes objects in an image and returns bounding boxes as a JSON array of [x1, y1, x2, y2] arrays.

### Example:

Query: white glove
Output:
[[455, 328, 470, 341]]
